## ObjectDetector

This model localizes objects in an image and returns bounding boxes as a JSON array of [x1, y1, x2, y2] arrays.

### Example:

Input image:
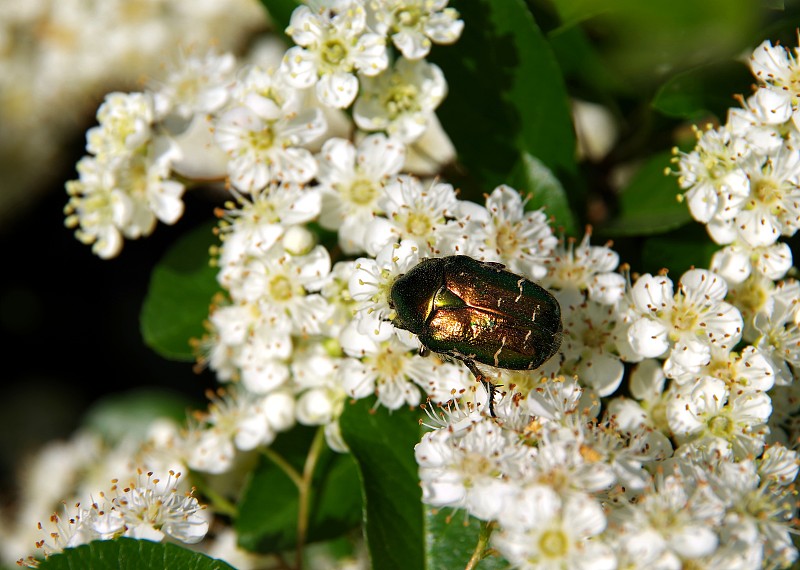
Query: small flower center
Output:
[[395, 7, 422, 28], [752, 177, 782, 208], [708, 414, 733, 438], [460, 452, 495, 483], [321, 38, 348, 68], [404, 211, 433, 236], [496, 223, 520, 254], [269, 275, 295, 301], [373, 345, 407, 378], [538, 528, 569, 558], [383, 83, 420, 118], [346, 178, 378, 206], [580, 321, 609, 350], [668, 297, 699, 338], [248, 125, 276, 152]]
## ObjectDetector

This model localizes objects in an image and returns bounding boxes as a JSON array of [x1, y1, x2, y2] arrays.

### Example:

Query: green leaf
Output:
[[340, 398, 424, 570], [425, 509, 507, 570], [36, 538, 234, 570], [82, 389, 194, 444], [547, 0, 760, 89], [599, 152, 692, 237], [509, 153, 578, 235], [640, 224, 720, 277], [236, 427, 362, 553], [140, 221, 219, 362], [259, 0, 300, 35], [652, 60, 752, 120], [431, 0, 576, 201]]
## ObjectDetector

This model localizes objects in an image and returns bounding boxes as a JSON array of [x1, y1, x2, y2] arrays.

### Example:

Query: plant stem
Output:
[[295, 427, 326, 570], [262, 446, 304, 490], [464, 520, 496, 570], [189, 473, 238, 517]]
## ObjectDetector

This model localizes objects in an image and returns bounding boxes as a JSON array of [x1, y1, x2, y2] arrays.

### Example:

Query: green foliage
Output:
[[599, 152, 692, 237], [82, 389, 194, 444], [140, 221, 220, 362], [509, 152, 578, 235], [340, 398, 425, 570], [652, 61, 753, 121], [236, 427, 362, 553], [431, 0, 576, 203], [35, 538, 234, 570], [258, 0, 300, 33], [425, 509, 507, 570], [640, 225, 721, 277]]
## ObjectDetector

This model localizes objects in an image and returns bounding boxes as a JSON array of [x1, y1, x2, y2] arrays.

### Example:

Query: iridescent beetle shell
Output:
[[389, 255, 562, 374]]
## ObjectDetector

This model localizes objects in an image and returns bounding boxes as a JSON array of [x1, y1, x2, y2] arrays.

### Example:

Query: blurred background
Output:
[[0, 0, 270, 503]]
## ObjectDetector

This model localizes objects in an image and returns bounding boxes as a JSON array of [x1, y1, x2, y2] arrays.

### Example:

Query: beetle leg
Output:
[[463, 360, 497, 418]]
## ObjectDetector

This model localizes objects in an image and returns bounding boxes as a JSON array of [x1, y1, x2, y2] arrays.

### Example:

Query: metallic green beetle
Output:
[[389, 255, 563, 414]]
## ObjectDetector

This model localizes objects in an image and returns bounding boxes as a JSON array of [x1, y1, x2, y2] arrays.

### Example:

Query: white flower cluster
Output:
[[50, 2, 799, 568], [27, 470, 208, 564], [406, 39, 800, 569], [676, 39, 800, 285], [1, 0, 265, 220]]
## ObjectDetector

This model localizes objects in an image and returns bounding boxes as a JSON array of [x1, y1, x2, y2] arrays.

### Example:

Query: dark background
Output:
[[0, 135, 219, 503]]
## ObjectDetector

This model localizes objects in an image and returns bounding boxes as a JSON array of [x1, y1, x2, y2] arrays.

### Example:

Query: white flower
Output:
[[730, 147, 800, 247], [64, 157, 129, 259], [281, 0, 388, 108], [64, 141, 185, 257], [152, 49, 236, 119], [751, 39, 800, 111], [544, 231, 625, 306], [214, 85, 326, 191], [86, 92, 155, 158], [727, 88, 794, 156], [187, 387, 295, 473], [316, 134, 405, 253], [626, 270, 743, 377], [204, 298, 293, 392], [492, 491, 615, 570], [706, 457, 799, 569], [366, 0, 464, 60], [606, 359, 672, 434], [558, 299, 626, 397], [610, 473, 720, 568], [349, 239, 422, 338], [111, 471, 208, 544], [216, 182, 322, 263], [667, 377, 771, 459], [415, 416, 527, 517], [363, 175, 460, 256], [292, 343, 346, 426], [339, 321, 463, 409], [710, 240, 793, 284], [753, 279, 800, 385], [354, 57, 447, 142], [758, 443, 800, 486], [219, 245, 332, 335], [675, 125, 750, 225], [474, 184, 556, 280], [527, 376, 585, 425]]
